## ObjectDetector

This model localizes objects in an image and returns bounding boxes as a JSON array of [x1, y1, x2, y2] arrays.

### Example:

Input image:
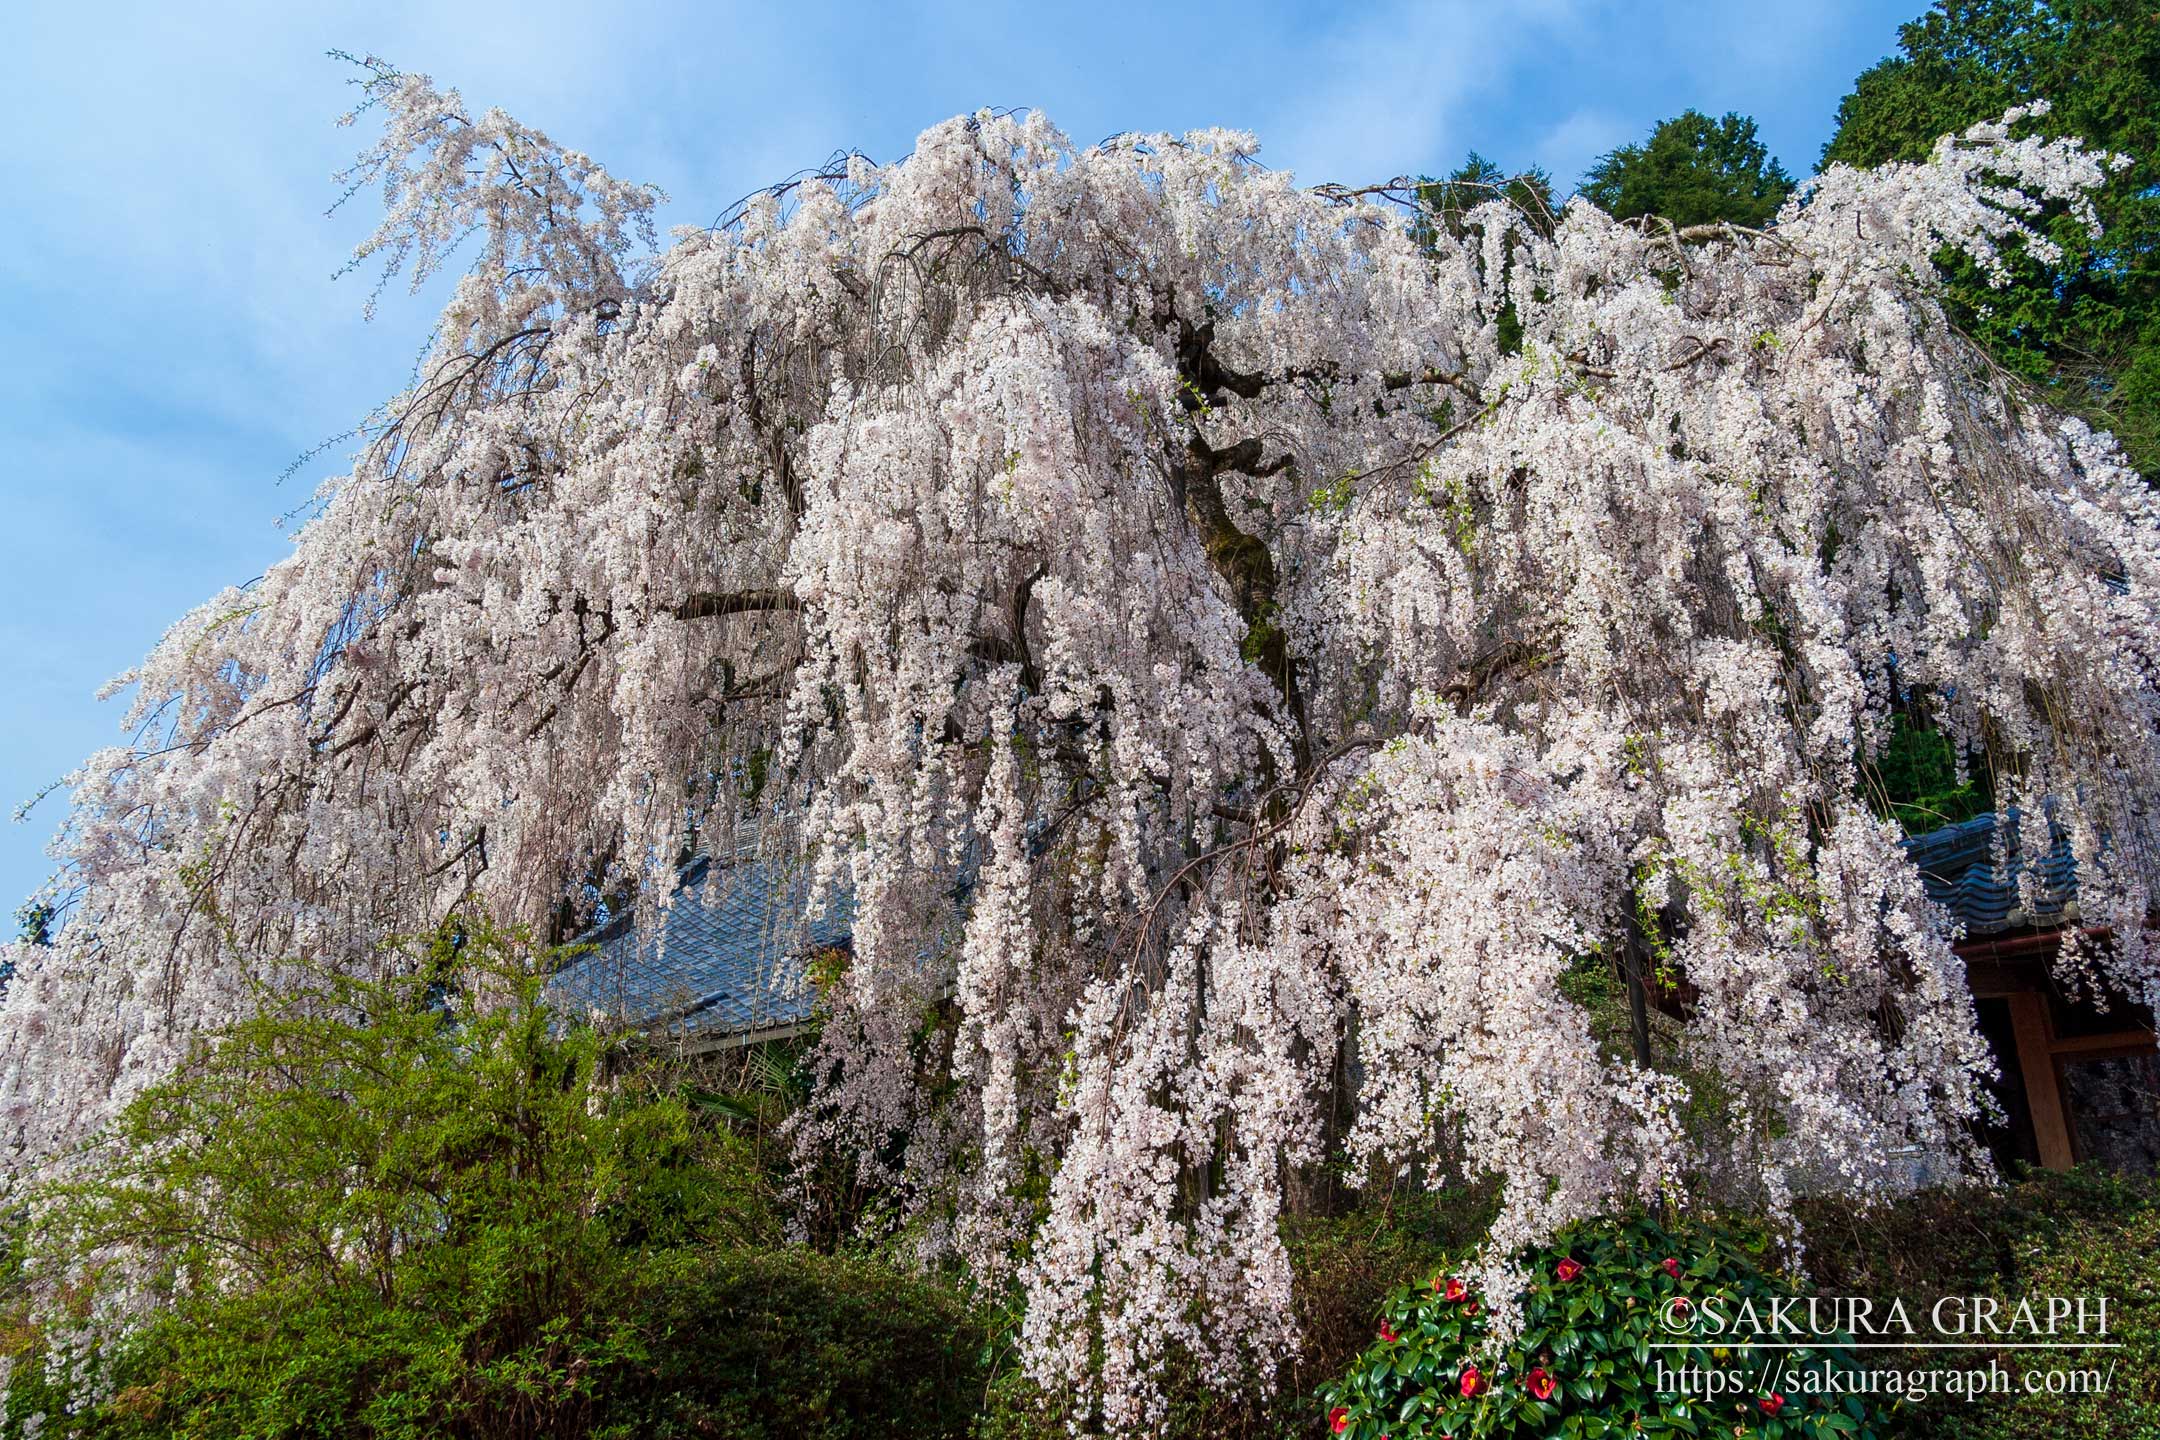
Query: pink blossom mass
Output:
[[2, 61, 2153, 1432]]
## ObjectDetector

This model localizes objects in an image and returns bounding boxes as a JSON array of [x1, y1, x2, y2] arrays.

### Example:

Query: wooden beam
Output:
[[2047, 1028, 2160, 1059], [676, 1019, 815, 1056], [2006, 991, 2076, 1170], [1963, 959, 2039, 999]]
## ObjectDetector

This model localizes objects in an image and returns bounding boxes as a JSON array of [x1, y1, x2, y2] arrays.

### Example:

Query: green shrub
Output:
[[0, 920, 742, 1439], [596, 1246, 994, 1439], [1798, 1167, 2160, 1440], [1287, 1188, 1504, 1406], [0, 916, 1031, 1440], [1863, 716, 1992, 837], [0, 920, 1004, 1440], [9, 1244, 995, 1440], [1318, 1213, 1889, 1440], [966, 1188, 1504, 1440]]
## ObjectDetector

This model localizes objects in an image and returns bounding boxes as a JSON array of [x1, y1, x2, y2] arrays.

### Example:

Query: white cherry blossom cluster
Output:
[[3, 65, 2156, 1430]]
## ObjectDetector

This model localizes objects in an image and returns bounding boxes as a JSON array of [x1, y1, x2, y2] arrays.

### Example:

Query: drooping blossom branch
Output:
[[1, 70, 2150, 1429]]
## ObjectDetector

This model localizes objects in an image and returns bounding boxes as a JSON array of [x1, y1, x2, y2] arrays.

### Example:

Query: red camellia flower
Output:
[[1329, 1406, 1350, 1433], [1462, 1300, 1480, 1317], [1442, 1276, 1468, 1302], [1662, 1257, 1682, 1279], [1459, 1365, 1488, 1398], [1759, 1394, 1786, 1417], [1379, 1320, 1398, 1343], [1526, 1366, 1557, 1401], [1555, 1258, 1583, 1283]]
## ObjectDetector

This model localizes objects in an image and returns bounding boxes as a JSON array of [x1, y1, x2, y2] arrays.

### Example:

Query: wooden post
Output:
[[2006, 991, 2075, 1170], [1622, 922, 1653, 1070]]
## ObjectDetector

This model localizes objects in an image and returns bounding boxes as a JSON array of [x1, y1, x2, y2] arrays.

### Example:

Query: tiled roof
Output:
[[1901, 810, 2080, 936], [550, 813, 2076, 1041], [548, 855, 853, 1043]]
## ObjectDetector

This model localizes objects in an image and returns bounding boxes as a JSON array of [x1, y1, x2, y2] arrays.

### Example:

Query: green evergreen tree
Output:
[[1823, 0, 2160, 474], [1417, 151, 1557, 241], [1579, 110, 1796, 229]]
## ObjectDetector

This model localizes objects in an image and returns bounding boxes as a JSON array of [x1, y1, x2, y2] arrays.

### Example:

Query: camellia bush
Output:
[[1, 54, 2155, 1431], [1319, 1216, 1888, 1440]]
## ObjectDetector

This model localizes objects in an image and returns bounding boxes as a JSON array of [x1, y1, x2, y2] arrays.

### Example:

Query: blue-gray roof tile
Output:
[[554, 813, 2076, 1040], [1901, 810, 2080, 936], [549, 855, 852, 1041]]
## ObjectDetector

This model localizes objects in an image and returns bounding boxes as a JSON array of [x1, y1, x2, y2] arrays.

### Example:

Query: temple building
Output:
[[1907, 811, 2160, 1173], [555, 811, 2160, 1174]]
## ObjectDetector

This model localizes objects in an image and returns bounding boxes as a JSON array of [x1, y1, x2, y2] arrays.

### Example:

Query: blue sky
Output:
[[0, 0, 1919, 914]]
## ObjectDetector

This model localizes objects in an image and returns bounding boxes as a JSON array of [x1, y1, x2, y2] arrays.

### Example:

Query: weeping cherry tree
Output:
[[2, 59, 2153, 1429]]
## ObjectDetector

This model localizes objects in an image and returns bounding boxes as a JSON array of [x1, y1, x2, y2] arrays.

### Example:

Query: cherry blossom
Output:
[[2, 64, 2151, 1431]]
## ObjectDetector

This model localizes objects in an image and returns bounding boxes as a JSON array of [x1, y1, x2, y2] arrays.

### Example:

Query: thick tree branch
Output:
[[672, 589, 801, 621], [1440, 635, 1558, 713]]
